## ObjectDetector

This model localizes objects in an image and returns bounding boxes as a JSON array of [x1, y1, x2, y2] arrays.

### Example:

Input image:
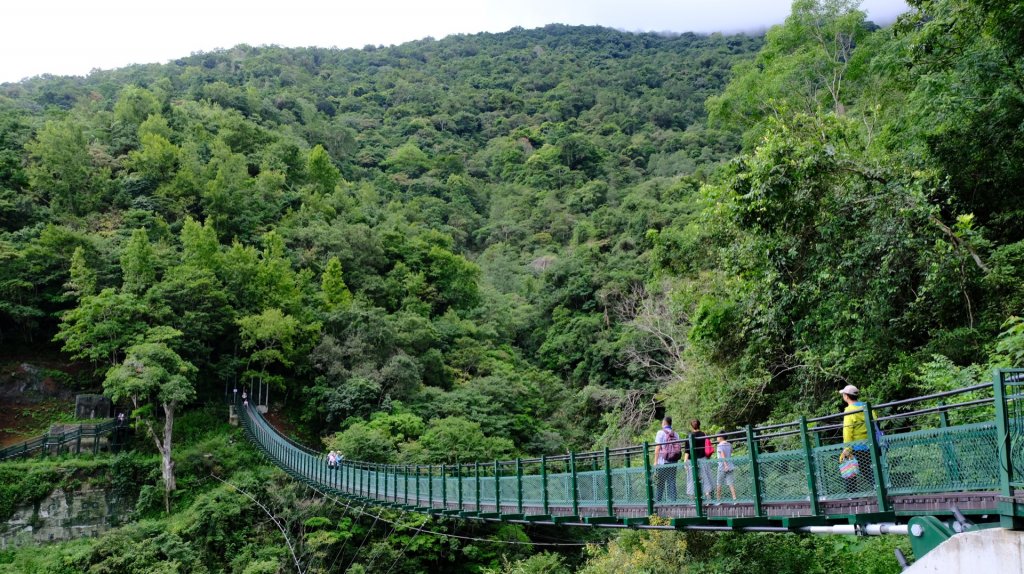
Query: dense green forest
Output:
[[1, 0, 1023, 571]]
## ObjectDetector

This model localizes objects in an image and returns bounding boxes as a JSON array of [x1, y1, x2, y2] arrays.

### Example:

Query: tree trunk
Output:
[[161, 402, 176, 513]]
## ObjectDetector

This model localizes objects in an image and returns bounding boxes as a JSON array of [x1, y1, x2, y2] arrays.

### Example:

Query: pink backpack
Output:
[[662, 430, 682, 462]]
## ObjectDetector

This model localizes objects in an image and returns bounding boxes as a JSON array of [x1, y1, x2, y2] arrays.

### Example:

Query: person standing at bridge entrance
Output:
[[654, 417, 681, 502], [839, 385, 871, 493]]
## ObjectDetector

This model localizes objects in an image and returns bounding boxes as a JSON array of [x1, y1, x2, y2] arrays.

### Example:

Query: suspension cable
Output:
[[306, 482, 590, 547]]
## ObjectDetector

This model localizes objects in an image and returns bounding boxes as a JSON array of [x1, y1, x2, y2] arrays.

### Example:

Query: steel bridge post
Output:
[[642, 442, 654, 516], [405, 465, 410, 506], [688, 435, 706, 518], [623, 450, 631, 501], [416, 465, 421, 506], [746, 426, 763, 517], [570, 452, 580, 517], [863, 402, 890, 512], [799, 416, 820, 516], [475, 462, 481, 512], [541, 455, 549, 515], [516, 458, 523, 514], [457, 463, 463, 512], [995, 370, 1014, 498], [442, 464, 448, 511], [494, 460, 501, 513], [993, 369, 1023, 528], [603, 447, 614, 517]]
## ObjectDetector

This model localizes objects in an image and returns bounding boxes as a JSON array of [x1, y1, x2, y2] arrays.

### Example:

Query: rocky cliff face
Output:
[[0, 486, 133, 549]]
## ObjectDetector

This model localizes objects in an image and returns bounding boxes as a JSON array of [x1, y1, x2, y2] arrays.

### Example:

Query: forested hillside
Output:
[[1, 0, 1023, 571]]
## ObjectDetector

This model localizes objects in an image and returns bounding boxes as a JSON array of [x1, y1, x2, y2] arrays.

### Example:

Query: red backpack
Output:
[[705, 437, 715, 458]]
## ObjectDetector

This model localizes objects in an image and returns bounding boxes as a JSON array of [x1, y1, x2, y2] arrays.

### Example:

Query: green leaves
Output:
[[103, 338, 196, 407], [54, 288, 152, 368], [320, 256, 352, 312]]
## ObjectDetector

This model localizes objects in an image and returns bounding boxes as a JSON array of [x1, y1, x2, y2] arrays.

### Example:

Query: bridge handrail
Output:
[[0, 419, 122, 461]]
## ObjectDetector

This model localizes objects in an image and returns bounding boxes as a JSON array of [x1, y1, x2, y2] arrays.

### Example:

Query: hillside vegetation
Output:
[[1, 0, 1023, 571]]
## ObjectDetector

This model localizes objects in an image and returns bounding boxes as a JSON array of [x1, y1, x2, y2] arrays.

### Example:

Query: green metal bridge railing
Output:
[[237, 369, 1024, 532], [0, 419, 126, 461]]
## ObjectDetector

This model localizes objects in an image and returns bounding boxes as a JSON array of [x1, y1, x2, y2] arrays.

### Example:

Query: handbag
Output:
[[839, 456, 860, 479]]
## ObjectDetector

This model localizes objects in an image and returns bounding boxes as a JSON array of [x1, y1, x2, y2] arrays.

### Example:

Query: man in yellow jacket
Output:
[[838, 385, 871, 493]]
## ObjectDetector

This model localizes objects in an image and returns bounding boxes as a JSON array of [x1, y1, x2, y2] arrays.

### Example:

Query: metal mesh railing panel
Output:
[[546, 471, 572, 509], [499, 476, 518, 507], [652, 461, 695, 507], [1008, 379, 1024, 483], [717, 453, 754, 504], [814, 441, 874, 500], [884, 422, 998, 494], [758, 450, 810, 503], [479, 475, 496, 505], [610, 465, 648, 507], [575, 469, 607, 507], [521, 474, 544, 506]]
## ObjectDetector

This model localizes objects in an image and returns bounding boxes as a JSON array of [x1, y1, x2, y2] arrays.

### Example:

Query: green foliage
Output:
[[327, 420, 394, 463], [306, 144, 341, 193], [0, 465, 61, 521], [414, 416, 516, 464], [54, 288, 152, 369], [320, 256, 353, 311], [104, 337, 197, 407], [4, 10, 1024, 571], [120, 228, 157, 294]]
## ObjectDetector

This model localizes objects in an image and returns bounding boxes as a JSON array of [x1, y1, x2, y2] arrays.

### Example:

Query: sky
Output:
[[1, 0, 910, 84]]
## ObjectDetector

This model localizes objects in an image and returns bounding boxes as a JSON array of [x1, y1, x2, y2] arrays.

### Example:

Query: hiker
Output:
[[327, 451, 338, 469], [653, 416, 681, 502], [683, 419, 714, 498], [839, 385, 872, 493], [242, 390, 248, 406], [716, 435, 737, 501]]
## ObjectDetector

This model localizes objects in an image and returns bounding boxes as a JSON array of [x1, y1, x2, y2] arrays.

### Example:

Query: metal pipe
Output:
[[874, 398, 991, 422], [863, 523, 909, 536], [874, 383, 990, 409], [804, 525, 857, 535]]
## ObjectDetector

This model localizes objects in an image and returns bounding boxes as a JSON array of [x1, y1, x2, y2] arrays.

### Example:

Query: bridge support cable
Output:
[[210, 474, 305, 574]]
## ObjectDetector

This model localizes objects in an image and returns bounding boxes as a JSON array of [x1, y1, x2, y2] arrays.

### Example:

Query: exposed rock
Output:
[[0, 486, 134, 549]]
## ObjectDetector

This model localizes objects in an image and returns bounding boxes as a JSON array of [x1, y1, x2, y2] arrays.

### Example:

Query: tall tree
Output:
[[103, 330, 196, 513], [320, 256, 352, 312], [120, 228, 156, 295], [306, 144, 341, 194]]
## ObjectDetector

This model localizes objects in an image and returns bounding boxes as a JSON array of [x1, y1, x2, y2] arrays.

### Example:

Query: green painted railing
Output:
[[0, 420, 124, 461], [238, 369, 1024, 528]]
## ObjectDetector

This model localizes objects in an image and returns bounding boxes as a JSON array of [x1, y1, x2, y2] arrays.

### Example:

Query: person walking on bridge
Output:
[[839, 385, 872, 494], [684, 419, 714, 499], [654, 417, 681, 502]]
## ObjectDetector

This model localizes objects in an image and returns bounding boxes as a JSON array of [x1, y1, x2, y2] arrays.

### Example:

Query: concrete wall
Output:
[[908, 528, 1024, 573]]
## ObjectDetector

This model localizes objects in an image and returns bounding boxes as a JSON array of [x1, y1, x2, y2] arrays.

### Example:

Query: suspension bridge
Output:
[[238, 369, 1024, 567]]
